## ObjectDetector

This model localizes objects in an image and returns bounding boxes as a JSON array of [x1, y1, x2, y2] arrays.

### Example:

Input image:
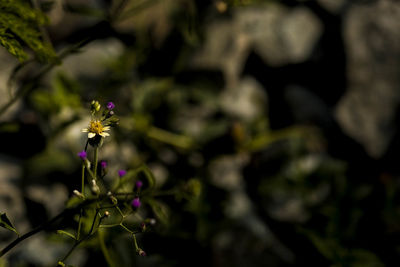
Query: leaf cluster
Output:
[[0, 0, 58, 63]]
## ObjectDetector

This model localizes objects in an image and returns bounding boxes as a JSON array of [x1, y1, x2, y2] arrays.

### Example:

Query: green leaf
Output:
[[0, 212, 18, 236], [147, 199, 169, 225], [137, 164, 156, 190], [0, 32, 28, 62], [56, 230, 77, 240]]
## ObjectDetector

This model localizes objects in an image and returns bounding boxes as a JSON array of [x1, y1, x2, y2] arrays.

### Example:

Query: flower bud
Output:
[[90, 179, 100, 195], [101, 160, 107, 169], [136, 180, 143, 189], [149, 218, 156, 226], [106, 102, 115, 110], [140, 222, 146, 232], [77, 150, 87, 160], [84, 159, 91, 169], [118, 169, 127, 178], [107, 191, 118, 204], [131, 197, 141, 209], [90, 100, 101, 113], [73, 190, 85, 199], [137, 248, 146, 256], [104, 211, 110, 217]]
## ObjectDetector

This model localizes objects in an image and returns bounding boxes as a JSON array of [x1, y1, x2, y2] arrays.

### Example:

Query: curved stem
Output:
[[0, 209, 69, 257]]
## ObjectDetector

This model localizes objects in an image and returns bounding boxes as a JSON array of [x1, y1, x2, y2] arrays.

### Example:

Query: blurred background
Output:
[[1, 0, 400, 266]]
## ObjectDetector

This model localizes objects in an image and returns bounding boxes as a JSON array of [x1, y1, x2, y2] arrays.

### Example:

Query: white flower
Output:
[[82, 120, 110, 138]]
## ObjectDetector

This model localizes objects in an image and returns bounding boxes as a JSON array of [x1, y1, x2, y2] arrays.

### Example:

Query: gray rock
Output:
[[26, 184, 68, 217], [317, 0, 346, 13], [234, 4, 322, 66], [335, 0, 400, 158], [0, 50, 21, 122], [53, 38, 125, 79], [209, 154, 249, 190], [0, 156, 28, 238], [220, 76, 268, 121], [191, 4, 322, 87]]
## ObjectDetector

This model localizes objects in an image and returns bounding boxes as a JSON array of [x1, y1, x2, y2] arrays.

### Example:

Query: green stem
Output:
[[81, 164, 86, 194], [132, 234, 139, 251], [77, 209, 83, 241], [0, 209, 69, 257], [61, 209, 100, 263], [77, 163, 86, 240], [98, 229, 116, 267], [93, 147, 99, 180]]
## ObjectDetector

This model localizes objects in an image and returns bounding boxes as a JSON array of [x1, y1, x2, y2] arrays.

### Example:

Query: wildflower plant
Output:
[[0, 100, 201, 266]]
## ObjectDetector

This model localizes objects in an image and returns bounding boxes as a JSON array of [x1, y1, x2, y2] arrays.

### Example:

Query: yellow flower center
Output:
[[88, 120, 104, 134]]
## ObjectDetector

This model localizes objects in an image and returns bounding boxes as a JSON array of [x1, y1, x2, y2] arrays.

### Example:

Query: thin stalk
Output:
[[132, 234, 139, 250], [98, 229, 116, 267], [81, 164, 86, 195], [93, 147, 99, 180], [61, 209, 100, 263], [77, 163, 86, 240]]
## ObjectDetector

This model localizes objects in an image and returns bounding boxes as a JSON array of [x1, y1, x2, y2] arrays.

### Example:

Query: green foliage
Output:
[[0, 213, 18, 236], [31, 72, 82, 115], [0, 0, 58, 63]]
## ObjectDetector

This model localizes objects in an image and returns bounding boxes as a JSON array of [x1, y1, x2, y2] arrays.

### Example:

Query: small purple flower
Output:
[[101, 160, 107, 169], [118, 169, 127, 177], [106, 102, 115, 110], [136, 180, 143, 189], [131, 197, 141, 209], [78, 150, 87, 160]]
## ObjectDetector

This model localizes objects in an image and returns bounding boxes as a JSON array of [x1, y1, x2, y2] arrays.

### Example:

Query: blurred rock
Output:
[[54, 38, 124, 79], [209, 154, 249, 190], [0, 50, 21, 122], [317, 0, 346, 13], [14, 235, 86, 267], [26, 184, 68, 217], [191, 20, 250, 87], [220, 76, 267, 121], [336, 0, 400, 158], [192, 3, 322, 88], [267, 194, 308, 223], [234, 4, 322, 66], [213, 215, 294, 267], [0, 156, 28, 238]]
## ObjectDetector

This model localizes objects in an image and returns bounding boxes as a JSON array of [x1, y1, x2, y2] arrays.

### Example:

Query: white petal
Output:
[[100, 132, 110, 137], [82, 128, 88, 132], [103, 126, 111, 131], [88, 132, 96, 138]]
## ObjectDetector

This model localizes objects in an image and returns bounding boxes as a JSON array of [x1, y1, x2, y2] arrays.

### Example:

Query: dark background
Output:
[[1, 0, 400, 266]]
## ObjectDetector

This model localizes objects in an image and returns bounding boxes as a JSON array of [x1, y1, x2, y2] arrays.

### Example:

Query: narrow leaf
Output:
[[0, 213, 18, 236], [56, 230, 77, 240]]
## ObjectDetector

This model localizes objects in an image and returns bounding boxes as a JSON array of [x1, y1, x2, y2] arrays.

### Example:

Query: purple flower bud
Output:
[[106, 102, 115, 110], [101, 160, 107, 169], [78, 150, 87, 160], [136, 180, 143, 189], [131, 197, 141, 209], [118, 169, 127, 177], [140, 222, 146, 232]]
